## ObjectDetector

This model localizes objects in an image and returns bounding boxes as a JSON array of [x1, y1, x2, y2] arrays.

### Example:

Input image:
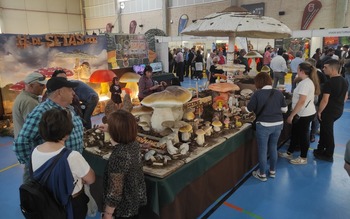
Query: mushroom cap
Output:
[[260, 65, 271, 73], [9, 81, 25, 91], [240, 89, 253, 96], [212, 120, 223, 127], [89, 69, 115, 83], [120, 72, 141, 83], [181, 7, 292, 39], [213, 74, 227, 80], [208, 83, 240, 93], [138, 121, 149, 127], [141, 86, 192, 108], [162, 120, 189, 129], [183, 112, 195, 120], [131, 105, 154, 116], [244, 51, 263, 58], [179, 124, 193, 133], [221, 64, 246, 72], [195, 129, 205, 135]]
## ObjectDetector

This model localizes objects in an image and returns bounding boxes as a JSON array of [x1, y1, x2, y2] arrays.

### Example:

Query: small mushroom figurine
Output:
[[179, 124, 193, 142], [224, 117, 230, 129], [212, 120, 223, 132], [195, 129, 206, 146]]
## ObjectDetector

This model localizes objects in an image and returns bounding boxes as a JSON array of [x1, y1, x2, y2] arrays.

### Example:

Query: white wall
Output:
[[0, 0, 83, 34]]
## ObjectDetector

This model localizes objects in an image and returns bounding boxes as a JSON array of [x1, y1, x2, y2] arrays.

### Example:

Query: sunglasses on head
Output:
[[27, 75, 46, 84]]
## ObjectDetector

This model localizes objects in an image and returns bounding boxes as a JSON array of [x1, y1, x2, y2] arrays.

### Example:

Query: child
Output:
[[109, 77, 122, 109], [100, 110, 146, 219]]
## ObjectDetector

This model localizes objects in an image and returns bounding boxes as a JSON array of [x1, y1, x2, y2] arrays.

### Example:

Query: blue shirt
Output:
[[290, 57, 303, 74], [71, 80, 98, 103], [13, 99, 84, 164]]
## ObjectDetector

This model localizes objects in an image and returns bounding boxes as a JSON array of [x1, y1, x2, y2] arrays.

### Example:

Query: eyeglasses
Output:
[[27, 75, 46, 84]]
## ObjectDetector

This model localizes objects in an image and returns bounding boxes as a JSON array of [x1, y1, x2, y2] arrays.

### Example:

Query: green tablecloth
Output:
[[83, 126, 256, 218]]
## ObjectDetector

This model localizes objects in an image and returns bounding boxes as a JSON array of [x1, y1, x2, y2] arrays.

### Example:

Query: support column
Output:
[[335, 0, 348, 28], [162, 0, 168, 35]]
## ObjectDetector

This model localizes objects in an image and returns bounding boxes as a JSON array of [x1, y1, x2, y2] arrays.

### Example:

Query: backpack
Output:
[[19, 148, 69, 219]]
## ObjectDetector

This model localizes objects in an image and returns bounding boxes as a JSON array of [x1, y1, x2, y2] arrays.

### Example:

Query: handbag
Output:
[[251, 90, 275, 130]]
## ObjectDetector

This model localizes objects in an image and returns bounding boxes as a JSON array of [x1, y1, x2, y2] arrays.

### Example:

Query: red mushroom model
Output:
[[9, 81, 25, 92], [37, 67, 74, 78], [89, 69, 115, 95]]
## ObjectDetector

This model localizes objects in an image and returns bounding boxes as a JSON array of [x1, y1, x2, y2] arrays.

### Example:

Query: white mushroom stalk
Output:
[[141, 86, 192, 132]]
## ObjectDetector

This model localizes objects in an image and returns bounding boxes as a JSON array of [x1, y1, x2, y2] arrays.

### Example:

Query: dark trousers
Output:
[[176, 62, 184, 82], [72, 192, 89, 219], [287, 114, 315, 158], [317, 112, 341, 157], [184, 61, 190, 77], [83, 95, 99, 129]]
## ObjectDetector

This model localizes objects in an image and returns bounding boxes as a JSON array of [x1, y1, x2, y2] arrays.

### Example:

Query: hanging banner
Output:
[[301, 0, 322, 30], [178, 14, 189, 36]]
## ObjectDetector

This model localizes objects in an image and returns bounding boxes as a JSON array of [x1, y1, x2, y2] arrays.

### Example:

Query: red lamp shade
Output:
[[37, 67, 74, 78], [9, 81, 25, 91], [89, 70, 116, 83]]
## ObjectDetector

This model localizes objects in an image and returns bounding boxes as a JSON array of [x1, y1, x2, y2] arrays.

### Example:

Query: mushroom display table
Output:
[[83, 124, 258, 219]]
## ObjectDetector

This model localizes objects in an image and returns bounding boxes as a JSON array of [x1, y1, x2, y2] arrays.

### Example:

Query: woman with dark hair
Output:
[[32, 108, 95, 219], [100, 110, 147, 219], [137, 65, 167, 101], [279, 62, 320, 164], [109, 76, 122, 109], [242, 72, 287, 181]]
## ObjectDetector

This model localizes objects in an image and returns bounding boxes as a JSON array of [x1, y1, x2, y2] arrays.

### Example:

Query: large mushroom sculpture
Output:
[[119, 72, 141, 100], [141, 86, 192, 132], [89, 69, 115, 95]]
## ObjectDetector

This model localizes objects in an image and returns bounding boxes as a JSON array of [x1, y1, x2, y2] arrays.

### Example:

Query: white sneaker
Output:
[[290, 156, 307, 165], [269, 170, 276, 178], [278, 151, 293, 159], [252, 171, 267, 182]]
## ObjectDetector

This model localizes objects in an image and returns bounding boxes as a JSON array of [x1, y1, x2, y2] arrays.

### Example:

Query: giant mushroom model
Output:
[[89, 69, 115, 95], [181, 6, 291, 64], [141, 86, 192, 132], [119, 72, 141, 100], [244, 51, 263, 77]]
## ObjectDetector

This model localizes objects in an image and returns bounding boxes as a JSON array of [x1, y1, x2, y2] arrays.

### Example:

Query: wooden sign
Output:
[[301, 0, 322, 30]]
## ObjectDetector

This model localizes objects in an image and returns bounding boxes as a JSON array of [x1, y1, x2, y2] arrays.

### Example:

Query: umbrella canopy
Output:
[[181, 6, 292, 39], [89, 69, 115, 83]]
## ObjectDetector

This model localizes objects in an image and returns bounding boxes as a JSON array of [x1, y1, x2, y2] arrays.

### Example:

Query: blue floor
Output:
[[1, 76, 350, 219]]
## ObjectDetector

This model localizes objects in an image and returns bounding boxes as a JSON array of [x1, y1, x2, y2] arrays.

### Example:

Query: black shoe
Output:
[[314, 153, 333, 162]]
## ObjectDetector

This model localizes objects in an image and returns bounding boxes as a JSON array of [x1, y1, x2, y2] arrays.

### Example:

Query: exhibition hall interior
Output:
[[1, 0, 350, 219]]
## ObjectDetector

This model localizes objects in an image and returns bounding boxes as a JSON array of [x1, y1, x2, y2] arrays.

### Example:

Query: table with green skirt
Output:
[[83, 125, 258, 219]]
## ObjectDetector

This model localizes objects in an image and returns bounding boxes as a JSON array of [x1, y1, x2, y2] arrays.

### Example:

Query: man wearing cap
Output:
[[13, 77, 83, 182], [51, 69, 99, 129], [12, 72, 47, 138]]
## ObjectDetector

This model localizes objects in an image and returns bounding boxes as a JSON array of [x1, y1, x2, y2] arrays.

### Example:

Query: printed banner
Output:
[[0, 34, 107, 114], [301, 0, 322, 30]]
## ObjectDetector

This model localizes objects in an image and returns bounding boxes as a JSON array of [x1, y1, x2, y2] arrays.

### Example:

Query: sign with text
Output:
[[241, 3, 265, 16]]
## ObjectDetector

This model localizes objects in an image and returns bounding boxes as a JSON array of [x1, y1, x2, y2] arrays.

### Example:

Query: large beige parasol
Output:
[[181, 6, 292, 62]]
